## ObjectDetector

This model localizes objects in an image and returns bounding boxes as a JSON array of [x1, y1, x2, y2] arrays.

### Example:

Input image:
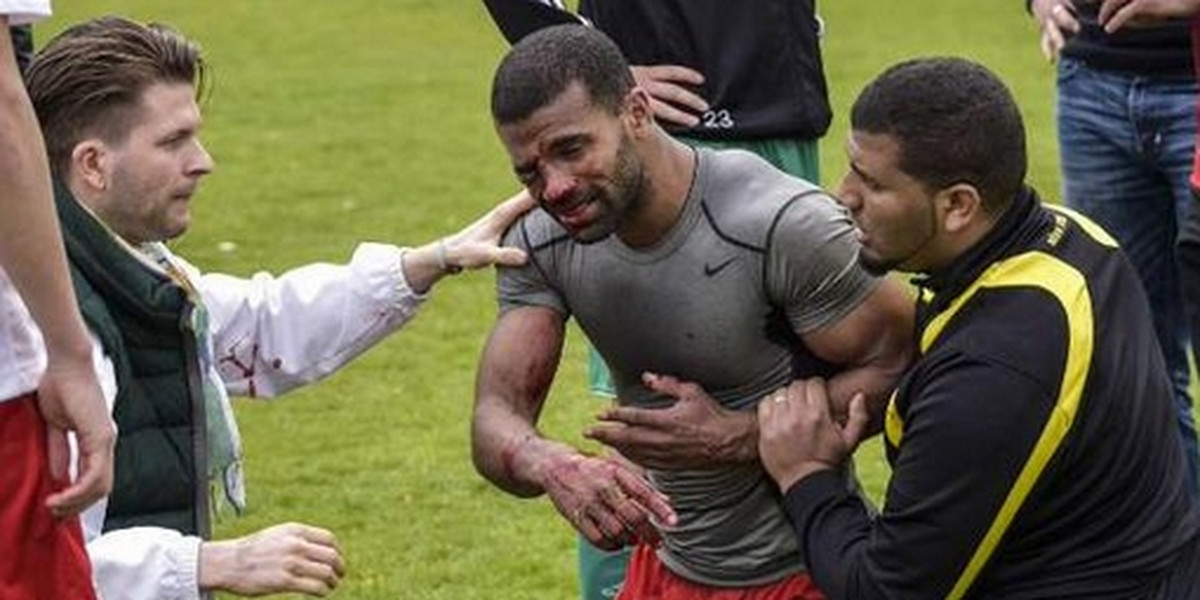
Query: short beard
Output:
[[609, 134, 647, 226], [574, 135, 646, 245], [856, 200, 939, 277], [857, 252, 898, 277]]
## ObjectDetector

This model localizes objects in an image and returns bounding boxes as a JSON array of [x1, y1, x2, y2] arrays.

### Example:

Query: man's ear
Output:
[[939, 183, 984, 235], [70, 139, 110, 192], [624, 87, 654, 134]]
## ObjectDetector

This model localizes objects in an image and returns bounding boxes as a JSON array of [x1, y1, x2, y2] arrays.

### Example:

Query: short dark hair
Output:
[[491, 24, 634, 125], [25, 15, 206, 180], [851, 57, 1027, 213]]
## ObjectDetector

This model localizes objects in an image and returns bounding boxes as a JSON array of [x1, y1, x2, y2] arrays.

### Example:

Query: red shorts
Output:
[[0, 393, 97, 600], [616, 543, 825, 600]]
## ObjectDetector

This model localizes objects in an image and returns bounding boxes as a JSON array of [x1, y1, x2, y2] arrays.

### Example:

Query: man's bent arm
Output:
[[801, 278, 914, 435], [472, 305, 571, 497], [196, 243, 426, 399], [88, 522, 343, 599], [781, 360, 1061, 599], [474, 305, 677, 547]]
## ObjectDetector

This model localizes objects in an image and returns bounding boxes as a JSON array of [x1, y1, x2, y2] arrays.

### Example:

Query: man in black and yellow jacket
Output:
[[756, 57, 1200, 599]]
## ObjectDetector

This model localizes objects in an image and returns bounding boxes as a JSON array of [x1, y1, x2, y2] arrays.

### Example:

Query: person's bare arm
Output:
[[0, 22, 113, 516], [473, 306, 675, 549], [800, 278, 915, 435], [472, 305, 569, 496]]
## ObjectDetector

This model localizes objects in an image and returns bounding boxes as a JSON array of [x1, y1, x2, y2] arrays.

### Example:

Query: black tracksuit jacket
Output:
[[785, 189, 1200, 599]]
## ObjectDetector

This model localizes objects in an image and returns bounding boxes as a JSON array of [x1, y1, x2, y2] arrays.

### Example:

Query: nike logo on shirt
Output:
[[704, 257, 737, 277]]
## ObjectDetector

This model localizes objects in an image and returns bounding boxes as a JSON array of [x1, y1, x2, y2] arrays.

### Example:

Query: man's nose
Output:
[[541, 167, 578, 205], [189, 140, 215, 176], [835, 177, 860, 211]]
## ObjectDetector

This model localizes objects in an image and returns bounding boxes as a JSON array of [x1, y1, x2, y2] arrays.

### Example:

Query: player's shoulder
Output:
[[501, 206, 572, 253], [698, 148, 845, 250]]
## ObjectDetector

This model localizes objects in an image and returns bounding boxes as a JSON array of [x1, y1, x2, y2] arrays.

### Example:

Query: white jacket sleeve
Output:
[[89, 527, 203, 600], [184, 242, 426, 398]]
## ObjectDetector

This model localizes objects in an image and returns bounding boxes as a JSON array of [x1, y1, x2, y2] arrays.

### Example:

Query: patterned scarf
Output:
[[141, 242, 246, 516]]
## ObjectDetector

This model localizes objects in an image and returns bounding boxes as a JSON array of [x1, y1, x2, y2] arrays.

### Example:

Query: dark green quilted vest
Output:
[[55, 182, 210, 538]]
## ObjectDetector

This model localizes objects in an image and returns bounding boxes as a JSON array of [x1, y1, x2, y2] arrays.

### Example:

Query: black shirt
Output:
[[784, 188, 1200, 599], [1038, 2, 1193, 74], [483, 0, 831, 141]]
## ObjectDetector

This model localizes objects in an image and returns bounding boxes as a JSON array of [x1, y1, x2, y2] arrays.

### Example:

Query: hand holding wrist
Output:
[[775, 460, 836, 494], [727, 410, 760, 463]]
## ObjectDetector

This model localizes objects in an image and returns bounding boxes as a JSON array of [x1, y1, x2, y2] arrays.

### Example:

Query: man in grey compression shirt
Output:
[[472, 26, 913, 597]]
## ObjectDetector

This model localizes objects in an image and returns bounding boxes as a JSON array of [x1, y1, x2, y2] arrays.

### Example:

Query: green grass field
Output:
[[40, 2, 1199, 599]]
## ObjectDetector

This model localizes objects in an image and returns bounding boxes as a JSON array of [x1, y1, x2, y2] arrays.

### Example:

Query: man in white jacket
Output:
[[25, 15, 532, 599]]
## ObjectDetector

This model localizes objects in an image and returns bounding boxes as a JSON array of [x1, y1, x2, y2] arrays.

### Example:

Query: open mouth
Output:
[[555, 195, 598, 229]]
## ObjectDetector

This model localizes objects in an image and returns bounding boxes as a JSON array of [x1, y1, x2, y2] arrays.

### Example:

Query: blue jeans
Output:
[[1057, 57, 1199, 496]]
